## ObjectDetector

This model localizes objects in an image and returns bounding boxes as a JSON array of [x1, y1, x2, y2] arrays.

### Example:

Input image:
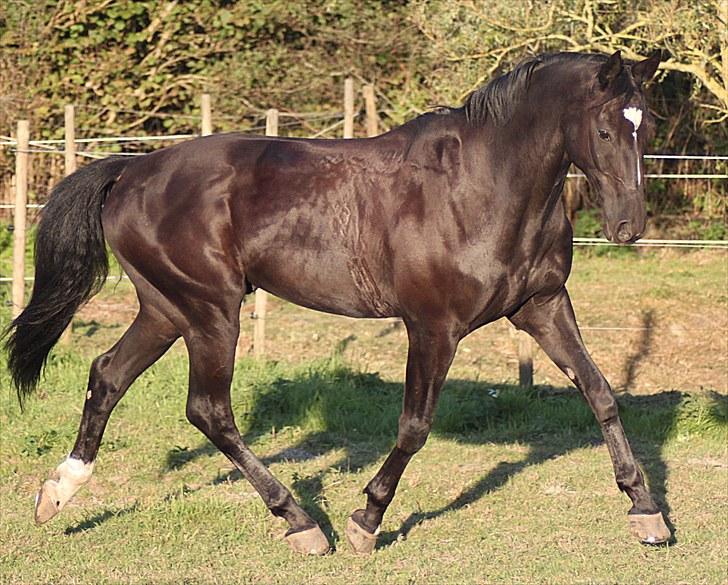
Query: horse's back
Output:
[[230, 134, 408, 317], [101, 133, 411, 317]]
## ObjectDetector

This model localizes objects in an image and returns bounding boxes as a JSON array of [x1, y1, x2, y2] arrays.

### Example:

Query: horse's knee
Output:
[[396, 414, 432, 454], [589, 383, 619, 424]]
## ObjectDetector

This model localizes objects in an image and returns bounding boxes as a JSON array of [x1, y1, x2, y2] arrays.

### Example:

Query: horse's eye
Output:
[[598, 129, 611, 142]]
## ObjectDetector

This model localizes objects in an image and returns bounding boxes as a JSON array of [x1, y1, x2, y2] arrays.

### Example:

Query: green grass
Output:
[[0, 244, 726, 583], [1, 347, 726, 584]]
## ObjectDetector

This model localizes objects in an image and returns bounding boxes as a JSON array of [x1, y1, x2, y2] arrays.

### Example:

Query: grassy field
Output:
[[0, 248, 726, 584]]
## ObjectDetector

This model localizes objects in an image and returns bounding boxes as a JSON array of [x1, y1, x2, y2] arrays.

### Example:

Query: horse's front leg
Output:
[[509, 287, 671, 544], [345, 320, 460, 554]]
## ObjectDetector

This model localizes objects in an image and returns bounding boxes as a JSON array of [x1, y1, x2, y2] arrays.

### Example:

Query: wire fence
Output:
[[2, 134, 727, 157], [0, 277, 719, 337], [572, 238, 728, 249], [1, 136, 726, 205]]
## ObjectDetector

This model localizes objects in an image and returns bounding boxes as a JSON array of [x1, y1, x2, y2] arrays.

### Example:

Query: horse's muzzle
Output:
[[604, 220, 643, 244], [614, 220, 641, 244]]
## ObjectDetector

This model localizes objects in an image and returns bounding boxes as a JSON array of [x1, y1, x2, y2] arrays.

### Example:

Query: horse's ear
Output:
[[598, 50, 623, 89], [632, 51, 662, 85]]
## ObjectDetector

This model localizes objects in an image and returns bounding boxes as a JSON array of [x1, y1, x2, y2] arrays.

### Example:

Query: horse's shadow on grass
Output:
[[161, 313, 726, 547], [158, 323, 719, 549], [72, 319, 124, 338], [64, 503, 140, 535]]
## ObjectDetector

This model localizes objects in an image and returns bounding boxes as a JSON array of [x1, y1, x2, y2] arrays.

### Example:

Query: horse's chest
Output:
[[519, 240, 572, 302], [462, 239, 571, 329]]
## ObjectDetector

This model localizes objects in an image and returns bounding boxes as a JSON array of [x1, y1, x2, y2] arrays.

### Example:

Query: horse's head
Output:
[[565, 51, 661, 243]]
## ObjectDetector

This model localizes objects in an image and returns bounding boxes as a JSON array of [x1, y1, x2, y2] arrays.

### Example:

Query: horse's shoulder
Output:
[[406, 129, 463, 179]]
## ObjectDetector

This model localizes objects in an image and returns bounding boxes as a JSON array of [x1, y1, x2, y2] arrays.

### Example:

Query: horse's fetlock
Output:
[[364, 477, 391, 507], [268, 490, 295, 517], [38, 456, 94, 517]]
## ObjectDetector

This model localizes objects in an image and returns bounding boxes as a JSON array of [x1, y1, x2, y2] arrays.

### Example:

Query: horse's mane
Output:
[[463, 52, 609, 127]]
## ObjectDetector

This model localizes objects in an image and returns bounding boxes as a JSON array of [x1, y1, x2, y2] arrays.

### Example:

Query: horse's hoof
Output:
[[284, 525, 330, 555], [34, 480, 61, 525], [628, 512, 671, 544], [345, 515, 378, 554]]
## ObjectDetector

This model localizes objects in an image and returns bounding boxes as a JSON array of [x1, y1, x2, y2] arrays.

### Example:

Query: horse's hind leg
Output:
[[34, 304, 179, 524], [509, 287, 671, 544], [183, 315, 330, 555]]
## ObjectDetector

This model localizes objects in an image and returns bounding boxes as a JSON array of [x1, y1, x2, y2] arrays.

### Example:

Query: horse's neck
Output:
[[467, 109, 568, 203], [450, 102, 572, 249]]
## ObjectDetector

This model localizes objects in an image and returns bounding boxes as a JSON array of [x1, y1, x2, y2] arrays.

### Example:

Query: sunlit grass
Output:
[[1, 347, 726, 584], [0, 244, 726, 583]]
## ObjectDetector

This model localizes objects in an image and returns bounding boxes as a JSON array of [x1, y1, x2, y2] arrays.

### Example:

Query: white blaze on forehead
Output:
[[623, 107, 643, 185], [623, 107, 643, 137]]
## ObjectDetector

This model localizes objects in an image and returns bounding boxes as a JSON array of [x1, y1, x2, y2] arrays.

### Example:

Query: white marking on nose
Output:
[[623, 107, 643, 185]]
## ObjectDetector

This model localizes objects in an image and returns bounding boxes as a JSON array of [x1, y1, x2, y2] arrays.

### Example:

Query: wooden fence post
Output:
[[201, 94, 212, 136], [363, 85, 379, 137], [517, 331, 534, 388], [59, 105, 77, 344], [251, 109, 279, 359], [343, 77, 354, 139], [12, 121, 29, 319], [64, 105, 77, 175]]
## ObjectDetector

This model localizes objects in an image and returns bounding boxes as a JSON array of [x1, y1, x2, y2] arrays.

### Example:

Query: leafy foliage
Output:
[[1, 1, 423, 138], [0, 0, 724, 224]]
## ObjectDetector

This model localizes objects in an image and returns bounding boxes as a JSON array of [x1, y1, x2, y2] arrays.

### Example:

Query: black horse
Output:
[[6, 50, 668, 555]]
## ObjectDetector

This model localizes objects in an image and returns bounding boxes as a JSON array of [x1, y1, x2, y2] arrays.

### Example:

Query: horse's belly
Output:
[[246, 249, 395, 319]]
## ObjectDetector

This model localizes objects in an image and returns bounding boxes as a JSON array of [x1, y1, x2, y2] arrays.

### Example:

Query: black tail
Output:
[[4, 156, 130, 403]]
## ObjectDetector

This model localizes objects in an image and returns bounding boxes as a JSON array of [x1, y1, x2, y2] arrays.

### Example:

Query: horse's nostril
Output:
[[616, 221, 633, 243]]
